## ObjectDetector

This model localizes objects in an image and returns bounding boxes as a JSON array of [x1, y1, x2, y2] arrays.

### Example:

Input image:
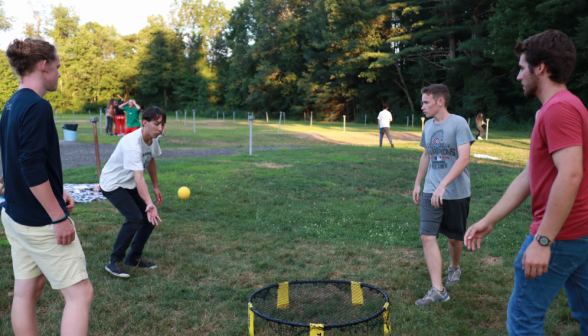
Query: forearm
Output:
[[134, 172, 154, 206], [146, 159, 159, 189], [30, 180, 66, 220], [438, 156, 470, 188], [481, 168, 531, 226], [536, 172, 582, 239]]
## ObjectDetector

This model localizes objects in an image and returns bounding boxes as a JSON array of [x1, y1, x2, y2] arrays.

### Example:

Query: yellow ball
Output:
[[178, 187, 190, 199]]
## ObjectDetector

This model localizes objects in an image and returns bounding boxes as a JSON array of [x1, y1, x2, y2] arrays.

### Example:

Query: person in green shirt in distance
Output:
[[120, 99, 142, 135]]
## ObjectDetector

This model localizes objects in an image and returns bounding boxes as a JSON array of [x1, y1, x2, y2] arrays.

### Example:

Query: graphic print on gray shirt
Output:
[[419, 114, 475, 200]]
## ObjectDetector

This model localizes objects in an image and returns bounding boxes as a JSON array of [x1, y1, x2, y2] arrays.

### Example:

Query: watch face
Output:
[[539, 237, 549, 246]]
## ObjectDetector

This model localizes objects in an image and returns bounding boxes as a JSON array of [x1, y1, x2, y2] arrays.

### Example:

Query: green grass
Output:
[[0, 122, 582, 335]]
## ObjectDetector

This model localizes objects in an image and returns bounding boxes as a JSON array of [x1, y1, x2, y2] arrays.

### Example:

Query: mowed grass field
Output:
[[0, 115, 582, 335]]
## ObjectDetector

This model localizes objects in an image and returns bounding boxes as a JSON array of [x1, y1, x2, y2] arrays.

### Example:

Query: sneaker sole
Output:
[[124, 264, 157, 269], [105, 266, 130, 278], [415, 295, 450, 306]]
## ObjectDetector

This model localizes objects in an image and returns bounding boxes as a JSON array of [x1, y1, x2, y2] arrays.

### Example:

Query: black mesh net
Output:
[[249, 281, 390, 335]]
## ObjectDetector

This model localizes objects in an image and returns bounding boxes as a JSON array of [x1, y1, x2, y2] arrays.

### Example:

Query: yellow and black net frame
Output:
[[248, 280, 391, 336]]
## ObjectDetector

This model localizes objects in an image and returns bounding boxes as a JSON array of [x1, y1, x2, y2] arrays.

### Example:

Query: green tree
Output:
[[0, 51, 19, 109]]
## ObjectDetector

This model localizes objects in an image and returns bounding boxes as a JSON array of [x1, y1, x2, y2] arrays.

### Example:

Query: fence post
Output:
[[304, 112, 306, 122], [486, 119, 490, 140], [283, 112, 286, 124], [310, 111, 313, 127], [266, 111, 269, 123], [233, 111, 235, 123], [249, 113, 253, 155], [278, 112, 282, 133], [343, 115, 346, 131], [223, 112, 225, 121], [100, 108, 103, 135], [217, 111, 219, 120], [467, 117, 470, 128], [421, 117, 425, 133], [331, 113, 333, 124], [193, 110, 196, 133], [56, 109, 58, 121], [365, 114, 367, 127], [184, 110, 187, 126], [73, 110, 75, 121], [407, 116, 409, 131], [412, 114, 414, 128]]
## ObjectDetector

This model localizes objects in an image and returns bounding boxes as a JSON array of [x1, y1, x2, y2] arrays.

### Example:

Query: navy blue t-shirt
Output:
[[0, 89, 67, 226]]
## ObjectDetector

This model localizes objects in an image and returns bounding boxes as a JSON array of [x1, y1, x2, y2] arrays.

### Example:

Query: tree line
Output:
[[1, 0, 587, 128]]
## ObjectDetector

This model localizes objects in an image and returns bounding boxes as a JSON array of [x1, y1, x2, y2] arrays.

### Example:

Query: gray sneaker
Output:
[[444, 267, 461, 286], [415, 287, 450, 306]]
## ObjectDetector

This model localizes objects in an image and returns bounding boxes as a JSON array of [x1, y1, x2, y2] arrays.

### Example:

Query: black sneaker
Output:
[[105, 261, 130, 278], [125, 258, 157, 269]]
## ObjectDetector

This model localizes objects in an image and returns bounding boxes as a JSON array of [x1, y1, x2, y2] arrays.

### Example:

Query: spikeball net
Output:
[[248, 280, 391, 335]]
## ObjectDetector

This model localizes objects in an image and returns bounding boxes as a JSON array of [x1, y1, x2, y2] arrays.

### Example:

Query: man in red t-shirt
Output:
[[465, 30, 588, 335]]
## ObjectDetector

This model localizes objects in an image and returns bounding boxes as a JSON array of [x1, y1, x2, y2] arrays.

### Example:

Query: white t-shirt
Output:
[[377, 110, 393, 128], [100, 129, 162, 192]]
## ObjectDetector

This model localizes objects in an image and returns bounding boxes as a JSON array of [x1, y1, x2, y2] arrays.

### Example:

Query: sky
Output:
[[0, 0, 241, 50]]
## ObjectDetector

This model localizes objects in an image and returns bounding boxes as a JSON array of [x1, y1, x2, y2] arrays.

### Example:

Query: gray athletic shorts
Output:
[[420, 193, 470, 241]]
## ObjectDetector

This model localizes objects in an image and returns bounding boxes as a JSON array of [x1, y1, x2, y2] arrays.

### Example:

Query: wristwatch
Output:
[[534, 234, 554, 247]]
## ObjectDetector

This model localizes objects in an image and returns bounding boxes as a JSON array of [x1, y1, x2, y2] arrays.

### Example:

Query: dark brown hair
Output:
[[476, 113, 484, 123], [514, 30, 576, 84], [142, 106, 166, 124], [6, 38, 57, 77], [107, 98, 115, 109], [383, 103, 389, 109], [421, 84, 450, 106]]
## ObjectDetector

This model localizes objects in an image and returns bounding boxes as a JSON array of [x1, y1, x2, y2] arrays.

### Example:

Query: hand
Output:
[[413, 185, 421, 205], [522, 240, 551, 279], [153, 188, 163, 206], [145, 204, 162, 226], [53, 218, 75, 245], [431, 185, 446, 208], [63, 189, 75, 213], [464, 220, 494, 251]]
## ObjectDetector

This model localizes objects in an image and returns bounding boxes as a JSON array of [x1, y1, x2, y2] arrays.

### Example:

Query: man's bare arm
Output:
[[413, 149, 430, 205]]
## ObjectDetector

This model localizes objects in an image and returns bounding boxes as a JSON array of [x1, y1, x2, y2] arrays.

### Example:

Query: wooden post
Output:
[[266, 111, 269, 123], [486, 119, 490, 140], [310, 111, 313, 127], [343, 115, 346, 131], [421, 117, 425, 133], [90, 117, 101, 177]]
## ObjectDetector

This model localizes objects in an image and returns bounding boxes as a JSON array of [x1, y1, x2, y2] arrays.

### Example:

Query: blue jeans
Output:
[[507, 234, 588, 335], [102, 187, 154, 263]]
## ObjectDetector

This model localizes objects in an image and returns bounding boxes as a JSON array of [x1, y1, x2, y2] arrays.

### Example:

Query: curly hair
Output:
[[6, 38, 57, 77]]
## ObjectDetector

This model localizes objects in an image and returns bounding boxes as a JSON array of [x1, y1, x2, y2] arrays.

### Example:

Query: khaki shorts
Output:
[[1, 208, 89, 289]]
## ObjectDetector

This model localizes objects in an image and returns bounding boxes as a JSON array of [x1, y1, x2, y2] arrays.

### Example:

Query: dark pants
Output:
[[379, 127, 393, 146], [106, 116, 113, 135], [102, 187, 154, 263]]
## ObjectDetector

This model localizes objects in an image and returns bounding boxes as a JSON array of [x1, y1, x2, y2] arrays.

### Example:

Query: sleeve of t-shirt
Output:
[[19, 100, 52, 187], [123, 137, 144, 171], [455, 117, 475, 146], [543, 102, 583, 154]]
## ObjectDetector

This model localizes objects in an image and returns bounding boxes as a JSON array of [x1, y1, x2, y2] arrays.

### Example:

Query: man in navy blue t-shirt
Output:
[[1, 38, 93, 335]]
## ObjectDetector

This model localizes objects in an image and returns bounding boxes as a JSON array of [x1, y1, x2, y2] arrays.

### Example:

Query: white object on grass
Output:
[[473, 154, 501, 161]]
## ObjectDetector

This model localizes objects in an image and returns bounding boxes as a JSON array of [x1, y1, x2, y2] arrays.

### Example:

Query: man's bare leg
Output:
[[448, 238, 462, 268], [12, 275, 45, 336], [421, 235, 443, 291], [60, 279, 94, 336]]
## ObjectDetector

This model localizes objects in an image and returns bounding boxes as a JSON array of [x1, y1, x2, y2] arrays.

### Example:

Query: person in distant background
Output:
[[120, 99, 142, 135], [114, 99, 126, 136], [377, 103, 394, 148], [475, 113, 486, 140], [106, 99, 115, 136]]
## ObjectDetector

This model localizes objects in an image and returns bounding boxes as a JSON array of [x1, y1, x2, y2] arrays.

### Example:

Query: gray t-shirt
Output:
[[419, 114, 475, 200]]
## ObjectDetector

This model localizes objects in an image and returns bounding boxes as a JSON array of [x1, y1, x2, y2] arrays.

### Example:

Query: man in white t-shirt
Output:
[[100, 107, 166, 278], [377, 103, 394, 148]]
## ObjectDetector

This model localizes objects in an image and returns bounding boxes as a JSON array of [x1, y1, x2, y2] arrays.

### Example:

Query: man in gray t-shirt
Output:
[[412, 84, 475, 307]]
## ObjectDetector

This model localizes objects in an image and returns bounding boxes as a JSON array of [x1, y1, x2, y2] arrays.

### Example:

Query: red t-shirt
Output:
[[529, 90, 588, 240]]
